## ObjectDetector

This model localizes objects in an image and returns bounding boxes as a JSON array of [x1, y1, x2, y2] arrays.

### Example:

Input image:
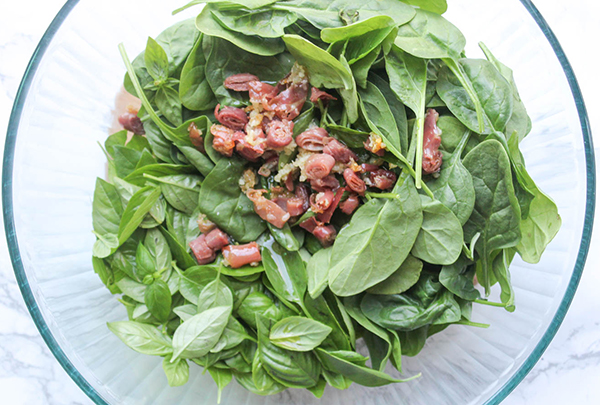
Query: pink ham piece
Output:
[[310, 190, 335, 214], [214, 104, 248, 131], [360, 163, 381, 173], [235, 138, 265, 161], [222, 242, 262, 268], [299, 217, 321, 233], [266, 119, 294, 149], [369, 169, 397, 190], [313, 225, 337, 247], [205, 228, 230, 251], [423, 108, 443, 174], [224, 73, 260, 91], [189, 234, 216, 265], [188, 122, 205, 153], [118, 110, 145, 135], [310, 175, 340, 192], [197, 214, 216, 234], [246, 189, 291, 228], [267, 65, 308, 120], [323, 138, 357, 164], [258, 156, 279, 177], [340, 194, 360, 215], [317, 187, 345, 223], [211, 124, 238, 157], [275, 185, 309, 217], [248, 81, 278, 108], [343, 168, 366, 195], [305, 154, 336, 180], [296, 127, 329, 152], [310, 87, 337, 104]]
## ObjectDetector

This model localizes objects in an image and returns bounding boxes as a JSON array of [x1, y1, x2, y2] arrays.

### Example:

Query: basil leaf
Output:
[[144, 37, 170, 82], [179, 33, 215, 111], [198, 277, 234, 312], [172, 305, 231, 360], [175, 265, 219, 305], [145, 279, 172, 323], [261, 237, 307, 304], [92, 178, 123, 258], [162, 354, 189, 387], [118, 186, 162, 245], [269, 316, 332, 352], [107, 321, 172, 356], [307, 247, 331, 299], [208, 367, 233, 404]]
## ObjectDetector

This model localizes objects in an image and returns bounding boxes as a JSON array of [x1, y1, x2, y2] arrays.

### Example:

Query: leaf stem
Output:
[[143, 173, 200, 191], [474, 299, 506, 308], [443, 58, 485, 133], [457, 319, 490, 328], [365, 192, 400, 200]]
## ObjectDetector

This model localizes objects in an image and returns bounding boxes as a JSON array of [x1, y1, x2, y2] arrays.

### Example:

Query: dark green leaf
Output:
[[367, 255, 423, 295]]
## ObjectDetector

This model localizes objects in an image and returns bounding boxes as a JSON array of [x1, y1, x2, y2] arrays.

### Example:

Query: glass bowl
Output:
[[3, 0, 594, 404]]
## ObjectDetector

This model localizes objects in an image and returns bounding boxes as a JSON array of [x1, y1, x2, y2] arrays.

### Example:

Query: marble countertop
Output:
[[1, 1, 598, 404]]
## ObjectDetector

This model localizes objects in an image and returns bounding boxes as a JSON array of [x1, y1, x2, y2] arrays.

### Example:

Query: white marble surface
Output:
[[0, 1, 598, 404]]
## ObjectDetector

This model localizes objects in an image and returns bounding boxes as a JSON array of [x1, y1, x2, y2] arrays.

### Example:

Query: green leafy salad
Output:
[[91, 0, 561, 398]]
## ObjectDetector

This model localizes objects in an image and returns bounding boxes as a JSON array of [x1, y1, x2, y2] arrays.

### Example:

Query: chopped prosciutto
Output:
[[248, 81, 278, 109], [222, 242, 262, 269], [211, 124, 237, 157], [310, 190, 335, 214], [188, 122, 205, 153], [310, 175, 340, 192], [360, 163, 381, 173], [343, 168, 366, 195], [246, 189, 291, 228], [340, 194, 360, 215], [369, 169, 397, 190], [258, 156, 279, 177], [236, 138, 265, 161], [296, 127, 329, 152], [305, 154, 336, 180], [266, 119, 294, 149], [313, 225, 337, 247], [299, 217, 321, 233], [310, 87, 337, 104], [197, 214, 216, 234], [118, 108, 145, 135], [423, 108, 443, 174], [189, 234, 216, 265], [224, 73, 260, 92], [214, 104, 248, 131], [267, 64, 308, 120], [323, 138, 357, 164], [205, 228, 230, 251], [317, 187, 345, 223]]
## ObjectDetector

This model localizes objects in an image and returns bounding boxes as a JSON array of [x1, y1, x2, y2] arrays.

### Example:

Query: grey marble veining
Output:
[[1, 1, 599, 404]]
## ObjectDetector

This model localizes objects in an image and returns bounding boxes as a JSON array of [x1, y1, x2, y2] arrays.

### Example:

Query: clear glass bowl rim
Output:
[[2, 1, 595, 404]]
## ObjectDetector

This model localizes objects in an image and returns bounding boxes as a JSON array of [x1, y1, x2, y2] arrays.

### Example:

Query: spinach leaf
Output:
[[321, 15, 395, 43], [275, 0, 415, 30], [358, 81, 402, 154], [155, 85, 182, 127], [179, 33, 216, 111], [261, 236, 307, 304], [315, 349, 418, 387], [506, 134, 561, 263], [369, 73, 409, 154], [439, 255, 480, 301], [411, 195, 463, 266], [256, 314, 321, 388], [283, 34, 358, 122], [124, 164, 197, 187], [399, 0, 447, 14], [208, 367, 233, 404], [426, 127, 475, 225], [351, 46, 381, 89], [196, 5, 284, 56], [175, 0, 280, 14], [462, 140, 521, 294], [146, 174, 201, 216], [328, 175, 422, 296], [307, 247, 331, 299], [162, 355, 189, 387], [303, 294, 352, 351], [267, 223, 302, 252], [367, 255, 423, 295], [143, 121, 175, 164], [437, 59, 513, 135], [479, 42, 532, 141], [269, 316, 332, 351], [492, 249, 516, 312], [107, 321, 173, 356], [172, 305, 231, 360], [113, 146, 143, 179], [92, 178, 123, 258], [326, 125, 370, 148], [198, 158, 266, 242], [159, 227, 197, 270], [177, 145, 215, 177], [211, 6, 297, 38], [204, 36, 294, 108]]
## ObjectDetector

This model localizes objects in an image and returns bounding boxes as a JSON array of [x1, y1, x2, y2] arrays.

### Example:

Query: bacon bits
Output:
[[266, 120, 294, 149], [296, 127, 329, 152], [340, 194, 360, 215], [369, 169, 397, 190], [310, 87, 337, 104], [189, 234, 216, 265], [211, 124, 238, 157], [246, 189, 291, 228], [423, 108, 443, 174], [188, 122, 205, 153], [214, 104, 248, 131], [224, 73, 260, 91], [323, 138, 357, 164], [118, 109, 145, 135], [305, 154, 336, 180], [343, 168, 366, 195], [222, 242, 262, 268]]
